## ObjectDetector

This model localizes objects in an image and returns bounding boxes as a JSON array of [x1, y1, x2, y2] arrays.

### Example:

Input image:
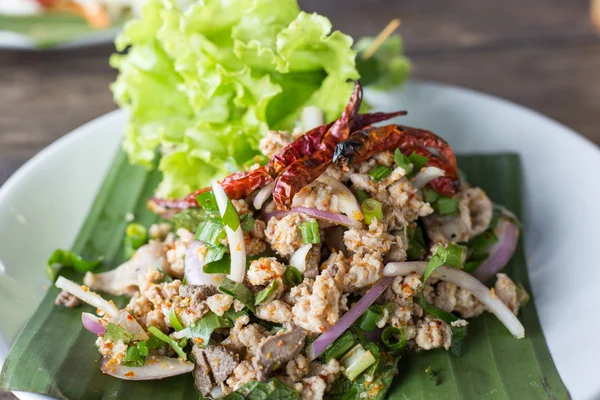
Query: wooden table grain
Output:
[[0, 0, 598, 398]]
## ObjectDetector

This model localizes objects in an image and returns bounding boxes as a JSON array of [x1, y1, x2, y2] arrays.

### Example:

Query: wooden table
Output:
[[0, 0, 598, 398]]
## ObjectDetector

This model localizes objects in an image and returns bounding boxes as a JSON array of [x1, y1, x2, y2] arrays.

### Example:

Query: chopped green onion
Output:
[[361, 198, 383, 225], [340, 344, 377, 381], [122, 345, 144, 367], [203, 252, 231, 274], [354, 189, 370, 204], [422, 187, 440, 204], [445, 244, 466, 269], [169, 308, 184, 331], [178, 338, 188, 348], [300, 220, 320, 244], [468, 231, 498, 253], [433, 195, 459, 216], [137, 340, 149, 357], [240, 214, 255, 232], [394, 149, 412, 173], [283, 266, 303, 286], [126, 223, 147, 249], [321, 331, 356, 363], [218, 277, 255, 312], [381, 326, 406, 352], [408, 151, 429, 175], [46, 249, 102, 281], [103, 323, 133, 344], [254, 279, 281, 305], [368, 165, 392, 182], [148, 326, 187, 360], [195, 220, 226, 246], [357, 307, 382, 331]]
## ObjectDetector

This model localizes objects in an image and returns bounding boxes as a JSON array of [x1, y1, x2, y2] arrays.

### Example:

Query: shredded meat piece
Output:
[[265, 213, 318, 257], [55, 289, 80, 308], [415, 315, 452, 350], [291, 271, 342, 333], [259, 130, 294, 158]]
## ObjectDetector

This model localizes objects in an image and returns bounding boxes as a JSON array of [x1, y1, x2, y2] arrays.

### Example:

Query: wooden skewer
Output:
[[362, 18, 402, 60]]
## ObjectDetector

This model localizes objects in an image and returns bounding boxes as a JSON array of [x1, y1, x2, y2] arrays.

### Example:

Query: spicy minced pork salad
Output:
[[53, 82, 527, 399]]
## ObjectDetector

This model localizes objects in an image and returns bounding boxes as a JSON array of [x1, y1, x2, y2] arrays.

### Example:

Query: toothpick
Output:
[[362, 18, 402, 60]]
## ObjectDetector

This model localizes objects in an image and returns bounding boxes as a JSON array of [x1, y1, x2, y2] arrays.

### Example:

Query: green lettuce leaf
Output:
[[110, 0, 360, 197]]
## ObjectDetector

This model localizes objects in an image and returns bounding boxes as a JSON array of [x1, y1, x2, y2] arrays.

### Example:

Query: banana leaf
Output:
[[0, 151, 569, 399]]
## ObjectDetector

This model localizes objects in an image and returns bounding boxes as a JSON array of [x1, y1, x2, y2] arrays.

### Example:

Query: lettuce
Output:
[[110, 0, 361, 197]]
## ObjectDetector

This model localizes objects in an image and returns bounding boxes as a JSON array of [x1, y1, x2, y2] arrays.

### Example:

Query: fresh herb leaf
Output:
[[171, 208, 205, 232], [148, 326, 187, 360], [283, 266, 303, 286], [103, 323, 133, 344], [224, 307, 249, 325], [122, 345, 144, 367], [394, 149, 412, 173], [368, 165, 392, 182], [195, 220, 226, 246], [408, 151, 429, 175], [219, 277, 255, 312], [46, 249, 102, 281], [240, 214, 255, 232], [196, 192, 219, 214], [254, 280, 281, 306], [223, 378, 300, 399], [203, 252, 231, 274], [178, 312, 233, 348], [406, 225, 427, 261]]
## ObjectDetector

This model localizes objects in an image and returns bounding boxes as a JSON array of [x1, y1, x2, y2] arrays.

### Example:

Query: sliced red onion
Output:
[[289, 244, 312, 272], [82, 312, 107, 336], [55, 276, 119, 319], [306, 276, 393, 361], [100, 355, 194, 380], [412, 166, 445, 189], [213, 181, 246, 283], [292, 207, 363, 229], [185, 241, 225, 287], [471, 218, 520, 282], [302, 106, 325, 131], [114, 311, 149, 341], [262, 210, 290, 222], [253, 182, 274, 210], [383, 262, 525, 339]]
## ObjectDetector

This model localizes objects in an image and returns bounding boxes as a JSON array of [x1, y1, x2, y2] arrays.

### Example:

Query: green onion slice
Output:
[[240, 214, 255, 232], [361, 198, 383, 225], [46, 249, 102, 281], [445, 244, 467, 269], [368, 165, 392, 182], [300, 220, 320, 244], [434, 195, 459, 216], [381, 326, 406, 351], [357, 307, 382, 331], [354, 189, 370, 204], [340, 344, 377, 381], [321, 331, 356, 363], [408, 151, 429, 175]]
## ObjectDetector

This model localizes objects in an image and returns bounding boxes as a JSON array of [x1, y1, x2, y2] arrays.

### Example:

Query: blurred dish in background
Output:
[[0, 0, 140, 49]]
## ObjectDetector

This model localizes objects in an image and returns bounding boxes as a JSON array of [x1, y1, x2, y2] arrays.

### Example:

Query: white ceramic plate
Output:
[[1, 82, 599, 400], [0, 28, 118, 50]]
